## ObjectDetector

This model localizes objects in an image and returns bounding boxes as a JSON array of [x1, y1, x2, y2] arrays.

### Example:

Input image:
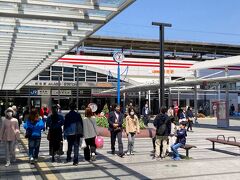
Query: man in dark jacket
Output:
[[142, 102, 150, 126], [108, 104, 124, 157], [153, 107, 171, 159], [64, 103, 83, 165]]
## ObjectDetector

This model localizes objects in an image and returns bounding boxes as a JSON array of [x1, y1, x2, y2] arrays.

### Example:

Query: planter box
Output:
[[97, 126, 156, 138]]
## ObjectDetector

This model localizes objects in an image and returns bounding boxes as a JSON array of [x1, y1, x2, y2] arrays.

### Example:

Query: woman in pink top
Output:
[[0, 107, 20, 167]]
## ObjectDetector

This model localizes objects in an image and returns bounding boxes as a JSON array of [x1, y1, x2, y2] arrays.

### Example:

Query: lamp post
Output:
[[113, 52, 125, 105], [152, 22, 172, 109]]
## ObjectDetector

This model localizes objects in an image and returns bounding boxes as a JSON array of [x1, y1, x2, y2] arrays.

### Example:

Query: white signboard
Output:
[[37, 90, 50, 96], [52, 90, 72, 96]]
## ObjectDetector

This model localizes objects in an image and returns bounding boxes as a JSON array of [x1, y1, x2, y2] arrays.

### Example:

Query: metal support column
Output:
[[225, 67, 230, 127], [139, 91, 141, 116], [58, 74, 60, 105], [158, 89, 161, 112], [76, 66, 79, 112], [152, 22, 172, 108], [123, 92, 126, 113], [148, 90, 151, 112], [168, 88, 172, 107], [194, 70, 198, 122]]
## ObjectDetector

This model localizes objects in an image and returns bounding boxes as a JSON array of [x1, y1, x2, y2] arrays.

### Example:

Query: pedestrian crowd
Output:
[[0, 102, 195, 167]]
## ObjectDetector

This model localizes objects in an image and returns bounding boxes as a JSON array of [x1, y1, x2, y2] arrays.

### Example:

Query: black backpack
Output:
[[156, 115, 168, 136]]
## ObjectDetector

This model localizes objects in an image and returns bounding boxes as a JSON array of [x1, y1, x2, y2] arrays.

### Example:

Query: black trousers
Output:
[[110, 130, 123, 154], [187, 121, 193, 131], [143, 115, 149, 126], [85, 137, 96, 156]]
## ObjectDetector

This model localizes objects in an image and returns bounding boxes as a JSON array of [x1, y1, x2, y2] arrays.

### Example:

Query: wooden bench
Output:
[[206, 135, 240, 151], [181, 144, 197, 158]]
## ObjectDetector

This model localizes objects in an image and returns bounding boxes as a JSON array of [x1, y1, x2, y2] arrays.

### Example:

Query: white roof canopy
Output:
[[0, 0, 135, 90], [189, 55, 240, 71]]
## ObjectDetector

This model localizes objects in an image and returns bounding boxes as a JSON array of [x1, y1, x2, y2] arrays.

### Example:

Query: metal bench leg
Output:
[[186, 149, 189, 157], [212, 142, 215, 150]]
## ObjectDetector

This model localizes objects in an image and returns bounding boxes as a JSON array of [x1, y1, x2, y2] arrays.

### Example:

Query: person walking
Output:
[[153, 107, 171, 160], [108, 104, 124, 157], [171, 121, 187, 161], [125, 107, 140, 155], [142, 102, 150, 127], [0, 107, 20, 167], [64, 103, 83, 166], [82, 107, 97, 161], [40, 105, 49, 131], [24, 108, 44, 164], [186, 107, 194, 132], [46, 105, 64, 162], [167, 105, 175, 117], [178, 108, 187, 123]]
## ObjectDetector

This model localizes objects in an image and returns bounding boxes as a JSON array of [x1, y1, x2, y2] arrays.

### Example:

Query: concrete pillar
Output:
[[123, 92, 126, 113], [158, 89, 161, 111], [194, 70, 198, 122]]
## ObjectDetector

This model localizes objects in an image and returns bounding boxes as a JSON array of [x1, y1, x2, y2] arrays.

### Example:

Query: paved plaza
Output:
[[0, 118, 240, 180]]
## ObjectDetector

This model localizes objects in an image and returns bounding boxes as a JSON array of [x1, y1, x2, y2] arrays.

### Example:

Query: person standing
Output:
[[171, 121, 187, 161], [153, 107, 171, 160], [186, 107, 194, 132], [64, 103, 83, 166], [47, 105, 64, 162], [82, 107, 97, 161], [178, 108, 187, 123], [24, 108, 44, 164], [125, 108, 140, 155], [168, 117, 177, 154], [0, 107, 20, 167], [167, 105, 175, 117], [108, 104, 124, 157], [40, 105, 49, 131], [230, 104, 235, 116], [142, 102, 150, 127]]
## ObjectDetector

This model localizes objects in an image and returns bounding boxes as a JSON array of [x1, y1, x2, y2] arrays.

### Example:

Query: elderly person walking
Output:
[[0, 107, 20, 167]]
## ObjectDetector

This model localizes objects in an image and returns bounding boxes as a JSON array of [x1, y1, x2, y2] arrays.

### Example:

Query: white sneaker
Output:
[[126, 152, 130, 156], [30, 157, 34, 164], [5, 161, 10, 167]]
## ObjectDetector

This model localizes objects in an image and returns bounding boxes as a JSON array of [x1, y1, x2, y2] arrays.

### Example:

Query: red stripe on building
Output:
[[59, 57, 193, 66], [58, 60, 191, 68]]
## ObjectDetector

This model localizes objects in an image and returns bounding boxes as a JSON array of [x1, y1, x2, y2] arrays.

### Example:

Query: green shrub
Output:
[[96, 116, 109, 128]]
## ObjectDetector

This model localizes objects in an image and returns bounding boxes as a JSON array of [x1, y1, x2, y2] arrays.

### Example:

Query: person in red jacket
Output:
[[40, 105, 49, 131]]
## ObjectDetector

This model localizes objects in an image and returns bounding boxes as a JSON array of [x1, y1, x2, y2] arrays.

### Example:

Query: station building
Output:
[[1, 36, 240, 115]]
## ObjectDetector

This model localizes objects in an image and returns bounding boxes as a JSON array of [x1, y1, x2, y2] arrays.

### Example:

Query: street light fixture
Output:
[[152, 22, 172, 109]]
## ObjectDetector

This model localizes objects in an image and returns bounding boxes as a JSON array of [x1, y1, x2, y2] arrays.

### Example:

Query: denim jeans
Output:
[[67, 134, 81, 163], [28, 138, 41, 159], [171, 143, 183, 158], [127, 133, 136, 153]]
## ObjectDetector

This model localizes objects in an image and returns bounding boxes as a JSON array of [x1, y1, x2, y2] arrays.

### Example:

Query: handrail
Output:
[[217, 135, 225, 140], [227, 136, 236, 142]]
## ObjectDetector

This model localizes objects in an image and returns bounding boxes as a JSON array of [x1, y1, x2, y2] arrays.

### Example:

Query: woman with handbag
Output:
[[0, 107, 20, 167], [82, 107, 97, 161], [24, 107, 44, 164], [46, 105, 64, 162]]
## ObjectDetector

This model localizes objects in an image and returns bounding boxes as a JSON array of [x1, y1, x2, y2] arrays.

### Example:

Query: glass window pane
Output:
[[64, 67, 74, 73], [63, 73, 73, 78], [52, 66, 62, 71], [39, 76, 50, 81]]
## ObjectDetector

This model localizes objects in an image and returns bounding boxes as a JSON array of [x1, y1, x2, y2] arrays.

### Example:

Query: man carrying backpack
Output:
[[153, 107, 171, 160]]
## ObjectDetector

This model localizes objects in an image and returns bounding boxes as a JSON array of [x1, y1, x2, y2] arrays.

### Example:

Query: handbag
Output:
[[80, 138, 87, 149], [95, 136, 104, 149], [62, 140, 68, 152]]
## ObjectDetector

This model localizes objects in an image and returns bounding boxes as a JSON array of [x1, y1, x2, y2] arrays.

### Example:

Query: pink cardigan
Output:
[[0, 117, 20, 141]]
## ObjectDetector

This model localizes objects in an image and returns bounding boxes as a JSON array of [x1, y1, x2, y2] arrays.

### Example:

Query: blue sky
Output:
[[95, 0, 240, 45]]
